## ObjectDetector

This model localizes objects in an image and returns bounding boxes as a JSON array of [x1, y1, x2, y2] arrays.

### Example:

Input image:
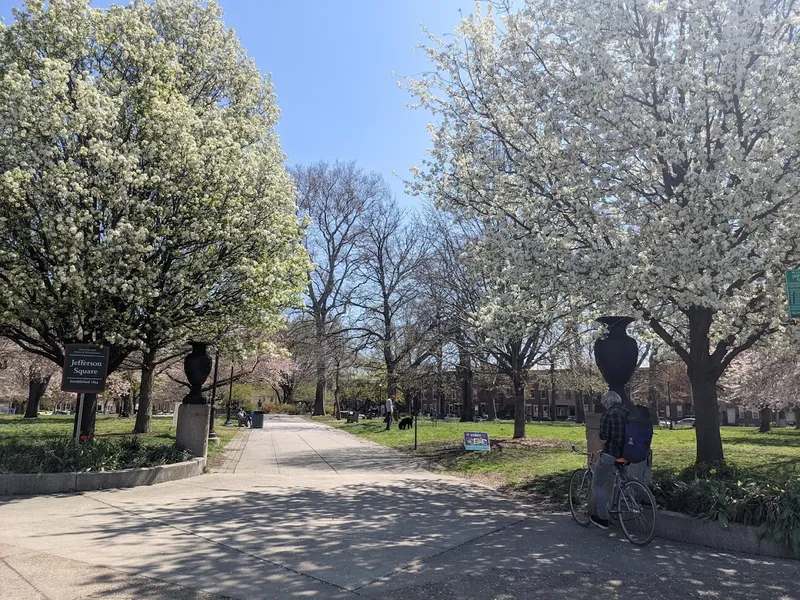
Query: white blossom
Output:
[[409, 0, 800, 462]]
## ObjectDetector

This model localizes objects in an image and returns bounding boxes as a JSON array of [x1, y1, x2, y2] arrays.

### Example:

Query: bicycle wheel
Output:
[[617, 479, 657, 546], [568, 468, 592, 526]]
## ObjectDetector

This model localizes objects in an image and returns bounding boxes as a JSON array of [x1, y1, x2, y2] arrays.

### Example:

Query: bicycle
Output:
[[568, 445, 657, 546]]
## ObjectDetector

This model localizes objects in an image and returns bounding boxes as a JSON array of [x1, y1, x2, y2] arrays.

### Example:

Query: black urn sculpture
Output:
[[183, 342, 212, 405], [594, 316, 637, 406]]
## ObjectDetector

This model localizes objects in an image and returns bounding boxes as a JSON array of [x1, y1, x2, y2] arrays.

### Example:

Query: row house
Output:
[[413, 366, 695, 421]]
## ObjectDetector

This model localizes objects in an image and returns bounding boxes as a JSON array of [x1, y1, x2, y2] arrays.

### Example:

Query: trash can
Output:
[[251, 411, 265, 429]]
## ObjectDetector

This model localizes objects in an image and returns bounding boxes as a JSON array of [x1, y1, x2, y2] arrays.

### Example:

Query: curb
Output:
[[0, 457, 205, 496], [655, 509, 795, 560]]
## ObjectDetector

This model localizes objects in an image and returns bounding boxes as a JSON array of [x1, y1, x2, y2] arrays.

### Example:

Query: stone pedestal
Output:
[[585, 413, 604, 460], [176, 404, 211, 459], [585, 411, 610, 515]]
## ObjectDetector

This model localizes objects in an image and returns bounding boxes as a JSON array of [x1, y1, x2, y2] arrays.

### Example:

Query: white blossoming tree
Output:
[[409, 0, 800, 463], [724, 329, 800, 431], [0, 0, 308, 439]]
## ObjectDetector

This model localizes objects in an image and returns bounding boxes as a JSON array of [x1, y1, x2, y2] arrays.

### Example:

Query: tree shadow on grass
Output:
[[501, 470, 573, 510], [721, 433, 800, 448]]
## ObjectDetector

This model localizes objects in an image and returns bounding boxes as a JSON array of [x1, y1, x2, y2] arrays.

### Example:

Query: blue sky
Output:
[[0, 0, 479, 208]]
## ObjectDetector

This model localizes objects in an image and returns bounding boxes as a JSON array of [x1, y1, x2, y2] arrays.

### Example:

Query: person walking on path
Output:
[[384, 396, 395, 430]]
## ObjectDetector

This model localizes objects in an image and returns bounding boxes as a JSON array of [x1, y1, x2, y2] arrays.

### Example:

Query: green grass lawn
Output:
[[0, 414, 175, 443], [0, 413, 240, 466], [324, 417, 800, 507]]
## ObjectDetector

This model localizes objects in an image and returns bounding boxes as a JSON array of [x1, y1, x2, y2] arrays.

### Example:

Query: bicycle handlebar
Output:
[[571, 444, 600, 462]]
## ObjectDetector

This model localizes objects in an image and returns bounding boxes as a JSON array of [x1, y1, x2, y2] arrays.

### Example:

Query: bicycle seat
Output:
[[615, 457, 630, 468]]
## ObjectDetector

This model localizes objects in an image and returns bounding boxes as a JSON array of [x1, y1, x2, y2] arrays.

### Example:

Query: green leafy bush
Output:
[[261, 403, 306, 415], [0, 437, 192, 474], [652, 463, 800, 556]]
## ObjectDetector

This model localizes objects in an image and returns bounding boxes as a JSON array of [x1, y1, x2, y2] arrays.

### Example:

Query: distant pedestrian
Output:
[[385, 396, 394, 430]]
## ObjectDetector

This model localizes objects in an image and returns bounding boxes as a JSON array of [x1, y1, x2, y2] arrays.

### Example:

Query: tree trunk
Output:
[[73, 393, 98, 441], [759, 407, 772, 433], [689, 368, 724, 463], [459, 350, 474, 422], [120, 392, 133, 418], [134, 350, 157, 434], [24, 374, 51, 419], [575, 391, 585, 424], [687, 309, 724, 464], [333, 361, 341, 420], [387, 368, 398, 400], [486, 391, 497, 421], [512, 373, 526, 439], [435, 344, 444, 417], [549, 358, 557, 421], [282, 383, 295, 405], [647, 352, 660, 425], [312, 359, 326, 416]]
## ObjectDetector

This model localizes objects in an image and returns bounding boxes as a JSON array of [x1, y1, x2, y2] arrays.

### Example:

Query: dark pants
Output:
[[385, 413, 392, 430]]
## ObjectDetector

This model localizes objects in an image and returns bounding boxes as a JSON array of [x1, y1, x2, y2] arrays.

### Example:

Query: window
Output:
[[532, 405, 539, 417], [676, 405, 683, 417]]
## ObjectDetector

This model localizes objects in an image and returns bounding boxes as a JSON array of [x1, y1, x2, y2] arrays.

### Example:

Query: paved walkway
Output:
[[0, 416, 797, 599]]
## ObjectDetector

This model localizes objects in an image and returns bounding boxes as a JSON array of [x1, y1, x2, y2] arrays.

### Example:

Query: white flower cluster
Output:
[[409, 0, 800, 380], [0, 0, 309, 370]]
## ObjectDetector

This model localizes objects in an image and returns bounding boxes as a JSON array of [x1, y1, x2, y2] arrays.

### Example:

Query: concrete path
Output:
[[1, 415, 797, 599]]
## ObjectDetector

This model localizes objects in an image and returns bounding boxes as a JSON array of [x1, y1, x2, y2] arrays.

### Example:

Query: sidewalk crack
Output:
[[2, 556, 53, 600]]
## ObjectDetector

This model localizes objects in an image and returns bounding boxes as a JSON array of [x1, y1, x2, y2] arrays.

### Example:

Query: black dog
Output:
[[398, 416, 413, 430]]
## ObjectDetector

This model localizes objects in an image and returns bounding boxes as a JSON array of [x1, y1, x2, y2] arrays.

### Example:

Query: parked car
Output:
[[658, 417, 670, 427], [565, 416, 577, 422], [677, 417, 695, 427]]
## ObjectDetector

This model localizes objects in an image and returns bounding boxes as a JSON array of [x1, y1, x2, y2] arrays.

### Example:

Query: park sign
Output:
[[464, 431, 491, 452], [60, 344, 110, 394], [787, 270, 800, 318]]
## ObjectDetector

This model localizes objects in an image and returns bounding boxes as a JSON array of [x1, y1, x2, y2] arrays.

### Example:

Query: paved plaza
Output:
[[0, 416, 797, 599]]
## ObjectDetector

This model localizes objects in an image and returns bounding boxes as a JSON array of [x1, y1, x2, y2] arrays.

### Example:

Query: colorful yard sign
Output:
[[464, 431, 491, 451]]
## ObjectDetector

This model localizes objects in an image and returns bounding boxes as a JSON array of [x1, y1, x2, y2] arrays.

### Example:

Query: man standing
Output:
[[384, 395, 394, 430], [591, 391, 629, 529]]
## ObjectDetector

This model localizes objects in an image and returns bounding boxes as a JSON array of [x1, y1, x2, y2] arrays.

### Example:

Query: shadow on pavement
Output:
[[1, 424, 798, 599]]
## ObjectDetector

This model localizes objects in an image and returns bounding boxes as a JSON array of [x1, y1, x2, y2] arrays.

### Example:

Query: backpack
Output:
[[623, 405, 653, 464]]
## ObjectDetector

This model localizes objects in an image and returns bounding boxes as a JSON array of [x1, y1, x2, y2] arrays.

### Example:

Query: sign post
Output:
[[786, 270, 800, 318], [61, 344, 110, 444], [74, 393, 85, 446]]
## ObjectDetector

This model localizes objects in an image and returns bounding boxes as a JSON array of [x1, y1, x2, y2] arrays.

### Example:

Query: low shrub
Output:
[[0, 436, 192, 474], [652, 462, 800, 556], [260, 403, 307, 415]]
